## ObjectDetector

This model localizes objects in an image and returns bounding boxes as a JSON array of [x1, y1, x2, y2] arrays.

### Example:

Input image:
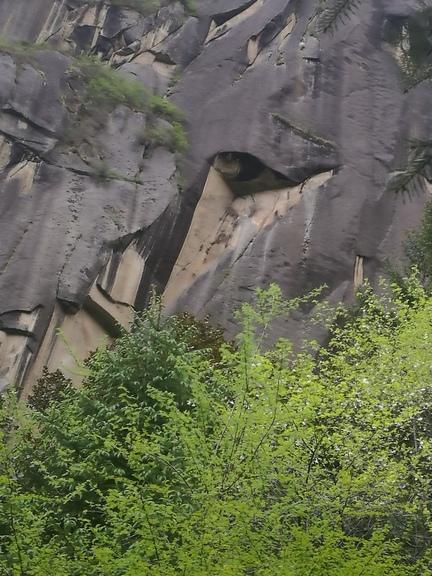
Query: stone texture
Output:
[[161, 0, 432, 337], [0, 0, 431, 389]]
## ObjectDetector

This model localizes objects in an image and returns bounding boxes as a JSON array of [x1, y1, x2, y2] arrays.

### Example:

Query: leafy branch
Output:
[[387, 139, 432, 194], [313, 0, 363, 35]]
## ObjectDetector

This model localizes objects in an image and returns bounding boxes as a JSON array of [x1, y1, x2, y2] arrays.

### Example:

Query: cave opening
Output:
[[212, 151, 293, 196]]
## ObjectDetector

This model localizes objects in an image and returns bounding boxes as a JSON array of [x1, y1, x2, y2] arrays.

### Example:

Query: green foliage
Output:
[[63, 56, 187, 172], [386, 1, 432, 91], [138, 121, 188, 153], [3, 283, 432, 573], [313, 0, 363, 35], [404, 201, 432, 283], [0, 37, 47, 59], [70, 57, 150, 113], [0, 40, 188, 160], [385, 3, 432, 192], [309, 0, 432, 95], [311, 0, 432, 84], [148, 94, 185, 123], [387, 139, 432, 194], [68, 56, 184, 129]]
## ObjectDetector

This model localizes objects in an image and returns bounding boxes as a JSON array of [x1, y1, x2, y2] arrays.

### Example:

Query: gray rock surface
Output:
[[0, 0, 431, 390]]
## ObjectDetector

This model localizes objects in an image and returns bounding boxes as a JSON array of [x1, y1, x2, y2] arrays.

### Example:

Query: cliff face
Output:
[[0, 0, 431, 392]]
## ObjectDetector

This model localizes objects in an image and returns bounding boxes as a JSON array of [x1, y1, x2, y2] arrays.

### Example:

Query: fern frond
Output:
[[401, 61, 432, 91], [387, 139, 432, 194], [314, 0, 363, 35]]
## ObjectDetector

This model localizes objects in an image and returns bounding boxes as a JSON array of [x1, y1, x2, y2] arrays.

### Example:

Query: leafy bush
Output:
[[70, 57, 149, 113], [3, 282, 432, 573], [148, 94, 185, 123], [0, 37, 46, 59], [138, 120, 188, 153], [69, 56, 184, 121], [64, 56, 187, 165]]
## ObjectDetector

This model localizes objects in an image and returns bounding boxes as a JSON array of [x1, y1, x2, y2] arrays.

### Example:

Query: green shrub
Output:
[[138, 120, 187, 153], [0, 37, 49, 62], [0, 37, 188, 162], [69, 57, 184, 122], [404, 200, 432, 283], [65, 56, 188, 161], [148, 93, 185, 122], [71, 57, 149, 112]]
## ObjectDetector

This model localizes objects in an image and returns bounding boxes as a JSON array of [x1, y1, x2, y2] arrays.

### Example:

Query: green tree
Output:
[[404, 201, 432, 283], [1, 283, 432, 573]]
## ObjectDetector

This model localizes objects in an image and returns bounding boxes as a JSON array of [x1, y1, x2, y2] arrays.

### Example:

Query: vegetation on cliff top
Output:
[[1, 281, 432, 574], [0, 39, 188, 162], [68, 56, 184, 123]]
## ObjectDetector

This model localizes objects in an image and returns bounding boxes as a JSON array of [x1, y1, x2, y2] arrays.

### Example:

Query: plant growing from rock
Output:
[[403, 200, 432, 285], [137, 120, 188, 153], [62, 56, 187, 172], [68, 56, 183, 121]]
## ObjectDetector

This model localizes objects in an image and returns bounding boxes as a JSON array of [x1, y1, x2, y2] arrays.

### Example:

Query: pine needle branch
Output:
[[399, 42, 432, 92], [398, 1, 432, 90], [314, 0, 363, 35], [387, 139, 432, 194]]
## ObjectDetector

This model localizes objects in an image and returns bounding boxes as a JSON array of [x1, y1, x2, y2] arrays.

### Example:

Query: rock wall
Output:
[[0, 0, 431, 391]]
